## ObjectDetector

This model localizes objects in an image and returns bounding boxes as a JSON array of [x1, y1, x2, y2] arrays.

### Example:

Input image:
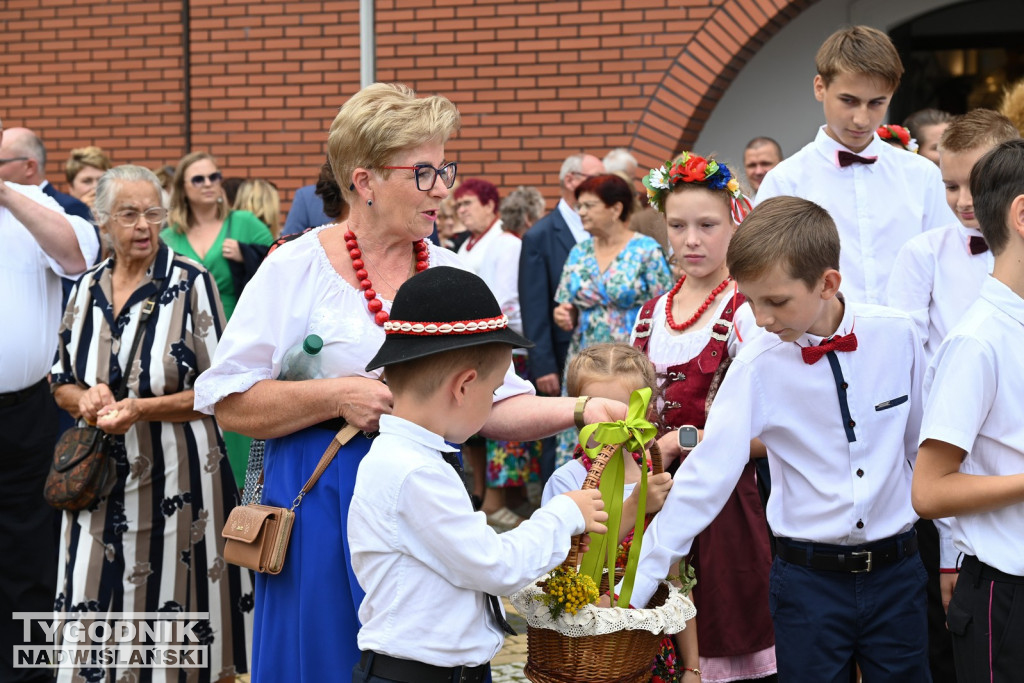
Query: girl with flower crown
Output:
[[631, 153, 777, 683]]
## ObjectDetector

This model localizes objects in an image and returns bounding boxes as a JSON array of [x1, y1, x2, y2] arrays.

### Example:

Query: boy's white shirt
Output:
[[920, 276, 1024, 577], [756, 127, 956, 306], [886, 222, 994, 362], [349, 414, 585, 667], [631, 300, 927, 608]]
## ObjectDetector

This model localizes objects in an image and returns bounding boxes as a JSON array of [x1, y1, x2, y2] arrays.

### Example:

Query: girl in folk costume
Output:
[[632, 154, 777, 683]]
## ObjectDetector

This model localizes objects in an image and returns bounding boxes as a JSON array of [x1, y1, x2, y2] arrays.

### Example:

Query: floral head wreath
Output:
[[642, 152, 752, 223], [876, 124, 919, 154]]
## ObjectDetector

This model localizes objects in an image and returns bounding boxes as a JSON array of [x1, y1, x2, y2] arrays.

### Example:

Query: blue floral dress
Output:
[[554, 234, 672, 465]]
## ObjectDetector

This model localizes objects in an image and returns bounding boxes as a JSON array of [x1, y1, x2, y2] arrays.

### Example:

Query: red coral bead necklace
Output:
[[344, 230, 429, 326], [664, 274, 732, 332]]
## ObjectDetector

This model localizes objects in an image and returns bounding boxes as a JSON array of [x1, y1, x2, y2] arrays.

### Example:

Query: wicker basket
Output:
[[513, 441, 692, 683]]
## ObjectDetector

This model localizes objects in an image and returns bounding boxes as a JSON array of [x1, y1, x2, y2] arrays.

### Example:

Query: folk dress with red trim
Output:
[[632, 293, 775, 659]]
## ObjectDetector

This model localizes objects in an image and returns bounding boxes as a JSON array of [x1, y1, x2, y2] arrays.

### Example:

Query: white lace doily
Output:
[[510, 578, 695, 637]]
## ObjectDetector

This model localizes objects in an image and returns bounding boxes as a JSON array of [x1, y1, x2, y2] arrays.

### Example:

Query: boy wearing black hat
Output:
[[349, 266, 609, 683]]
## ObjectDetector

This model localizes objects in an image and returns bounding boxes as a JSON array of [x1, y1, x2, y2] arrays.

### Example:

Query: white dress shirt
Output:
[[919, 277, 1024, 577], [631, 300, 925, 607], [886, 223, 993, 361], [349, 414, 585, 666], [456, 219, 503, 277], [0, 182, 98, 391], [556, 197, 588, 244], [756, 127, 956, 305], [460, 226, 524, 336], [193, 226, 533, 414]]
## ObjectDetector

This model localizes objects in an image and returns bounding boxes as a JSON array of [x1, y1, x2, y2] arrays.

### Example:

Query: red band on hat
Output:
[[383, 314, 510, 336]]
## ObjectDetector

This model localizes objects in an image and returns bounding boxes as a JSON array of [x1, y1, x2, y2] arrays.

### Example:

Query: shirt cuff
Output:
[[542, 494, 586, 535], [621, 574, 659, 610]]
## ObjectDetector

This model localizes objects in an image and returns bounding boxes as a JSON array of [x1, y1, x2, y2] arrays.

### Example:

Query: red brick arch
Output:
[[629, 0, 817, 170]]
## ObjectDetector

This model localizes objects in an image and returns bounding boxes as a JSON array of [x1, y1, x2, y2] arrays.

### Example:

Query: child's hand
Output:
[[563, 489, 608, 534], [644, 471, 673, 513]]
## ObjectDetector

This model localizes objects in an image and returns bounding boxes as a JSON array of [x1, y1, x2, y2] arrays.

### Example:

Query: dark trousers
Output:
[[0, 380, 59, 682], [947, 555, 1024, 682], [770, 546, 930, 682], [352, 652, 492, 683], [916, 518, 957, 683]]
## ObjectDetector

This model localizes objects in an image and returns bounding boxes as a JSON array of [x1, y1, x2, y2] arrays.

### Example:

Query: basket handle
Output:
[[563, 439, 663, 569]]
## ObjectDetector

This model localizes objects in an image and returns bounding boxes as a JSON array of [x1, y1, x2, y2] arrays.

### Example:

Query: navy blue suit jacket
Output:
[[282, 184, 331, 236], [518, 208, 577, 385]]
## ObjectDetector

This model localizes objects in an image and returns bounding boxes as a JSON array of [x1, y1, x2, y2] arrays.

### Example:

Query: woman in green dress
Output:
[[160, 151, 273, 486]]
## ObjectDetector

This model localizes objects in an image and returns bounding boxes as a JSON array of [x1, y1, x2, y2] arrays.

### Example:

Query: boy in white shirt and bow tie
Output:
[[628, 196, 929, 681], [756, 25, 955, 306], [349, 266, 609, 683], [912, 139, 1024, 682]]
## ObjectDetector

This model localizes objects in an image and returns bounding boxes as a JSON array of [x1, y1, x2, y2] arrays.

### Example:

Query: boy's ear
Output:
[[819, 268, 842, 299], [1011, 194, 1024, 239], [813, 74, 828, 103], [449, 366, 479, 406]]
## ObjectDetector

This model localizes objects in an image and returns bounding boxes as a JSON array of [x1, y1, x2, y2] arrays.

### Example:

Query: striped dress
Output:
[[50, 245, 252, 682]]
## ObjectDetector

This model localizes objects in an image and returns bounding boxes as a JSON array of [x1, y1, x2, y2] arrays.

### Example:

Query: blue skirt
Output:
[[250, 426, 371, 681]]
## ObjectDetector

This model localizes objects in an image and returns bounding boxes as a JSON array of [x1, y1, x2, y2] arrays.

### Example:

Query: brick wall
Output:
[[1, 0, 814, 212]]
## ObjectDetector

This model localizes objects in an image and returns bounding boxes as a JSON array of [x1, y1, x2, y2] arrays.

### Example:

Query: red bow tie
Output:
[[801, 332, 858, 364], [837, 151, 877, 168], [969, 235, 989, 255]]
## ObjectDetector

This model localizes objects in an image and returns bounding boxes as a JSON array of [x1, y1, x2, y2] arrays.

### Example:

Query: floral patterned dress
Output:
[[50, 246, 253, 682], [553, 234, 672, 465]]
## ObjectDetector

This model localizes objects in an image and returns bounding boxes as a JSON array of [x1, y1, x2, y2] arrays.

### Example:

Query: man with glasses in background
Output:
[[0, 127, 94, 223], [518, 152, 604, 483], [0, 119, 99, 683]]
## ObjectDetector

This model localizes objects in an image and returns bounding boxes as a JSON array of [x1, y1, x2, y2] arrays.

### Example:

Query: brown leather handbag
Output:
[[44, 295, 159, 511], [222, 424, 359, 574]]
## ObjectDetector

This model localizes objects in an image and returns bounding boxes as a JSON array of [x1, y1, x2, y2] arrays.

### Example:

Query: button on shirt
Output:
[[349, 415, 585, 667], [920, 277, 1024, 577], [756, 127, 956, 305], [886, 223, 993, 362], [630, 301, 925, 607], [0, 182, 99, 392]]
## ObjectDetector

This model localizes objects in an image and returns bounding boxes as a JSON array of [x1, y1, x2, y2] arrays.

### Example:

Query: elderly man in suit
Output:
[[0, 127, 93, 223], [518, 152, 604, 481]]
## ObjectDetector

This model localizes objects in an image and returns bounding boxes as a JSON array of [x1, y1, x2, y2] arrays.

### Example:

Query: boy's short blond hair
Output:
[[383, 343, 510, 400], [327, 83, 461, 204], [939, 109, 1020, 155], [815, 25, 903, 91], [727, 196, 839, 289], [566, 343, 656, 399]]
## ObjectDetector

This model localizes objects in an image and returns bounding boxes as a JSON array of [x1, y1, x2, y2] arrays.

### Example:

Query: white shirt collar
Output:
[[796, 293, 857, 349], [812, 125, 885, 170], [377, 414, 460, 454], [980, 276, 1024, 327], [557, 197, 588, 243]]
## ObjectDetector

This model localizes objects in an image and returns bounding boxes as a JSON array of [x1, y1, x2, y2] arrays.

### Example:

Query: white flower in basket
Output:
[[509, 388, 696, 683]]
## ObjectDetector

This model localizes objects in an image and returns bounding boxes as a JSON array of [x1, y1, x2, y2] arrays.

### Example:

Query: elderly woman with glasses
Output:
[[193, 83, 627, 681], [161, 151, 274, 487], [51, 165, 252, 683]]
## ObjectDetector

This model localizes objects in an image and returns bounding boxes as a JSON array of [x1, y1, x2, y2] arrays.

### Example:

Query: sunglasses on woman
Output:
[[190, 171, 223, 188]]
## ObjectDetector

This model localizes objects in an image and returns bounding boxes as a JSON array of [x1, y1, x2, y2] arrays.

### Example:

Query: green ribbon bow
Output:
[[577, 387, 657, 607]]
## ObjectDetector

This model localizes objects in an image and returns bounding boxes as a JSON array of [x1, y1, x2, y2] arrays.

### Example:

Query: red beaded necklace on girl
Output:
[[344, 230, 429, 326], [664, 274, 732, 331]]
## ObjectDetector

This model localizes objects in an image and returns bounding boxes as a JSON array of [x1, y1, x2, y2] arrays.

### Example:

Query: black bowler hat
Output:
[[365, 266, 534, 371]]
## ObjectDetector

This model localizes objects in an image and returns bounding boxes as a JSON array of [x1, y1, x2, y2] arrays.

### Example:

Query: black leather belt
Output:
[[961, 555, 1024, 585], [0, 378, 46, 409], [776, 530, 918, 573], [359, 651, 489, 683]]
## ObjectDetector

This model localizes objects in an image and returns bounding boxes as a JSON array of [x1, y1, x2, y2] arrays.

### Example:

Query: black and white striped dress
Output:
[[51, 245, 252, 682]]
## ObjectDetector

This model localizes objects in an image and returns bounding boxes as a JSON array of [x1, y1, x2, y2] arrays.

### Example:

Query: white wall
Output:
[[691, 0, 961, 189]]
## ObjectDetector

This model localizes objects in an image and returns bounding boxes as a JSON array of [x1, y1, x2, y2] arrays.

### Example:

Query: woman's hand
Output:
[[221, 238, 243, 262], [96, 398, 142, 435], [78, 383, 116, 425], [553, 303, 578, 332], [333, 377, 393, 433]]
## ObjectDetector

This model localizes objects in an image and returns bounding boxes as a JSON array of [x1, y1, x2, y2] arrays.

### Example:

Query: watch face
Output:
[[678, 427, 699, 449]]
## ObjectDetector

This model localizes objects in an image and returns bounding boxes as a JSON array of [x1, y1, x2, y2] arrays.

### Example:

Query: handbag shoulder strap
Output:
[[114, 288, 162, 401], [289, 423, 361, 511]]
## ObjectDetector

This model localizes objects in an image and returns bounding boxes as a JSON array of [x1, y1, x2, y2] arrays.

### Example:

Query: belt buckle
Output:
[[850, 550, 873, 573]]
